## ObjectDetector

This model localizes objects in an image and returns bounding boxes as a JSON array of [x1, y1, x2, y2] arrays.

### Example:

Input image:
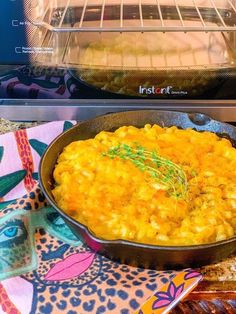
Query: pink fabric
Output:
[[0, 121, 202, 314], [0, 121, 71, 200]]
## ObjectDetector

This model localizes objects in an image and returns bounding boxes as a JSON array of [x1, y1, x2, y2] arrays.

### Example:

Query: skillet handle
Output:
[[187, 112, 212, 126]]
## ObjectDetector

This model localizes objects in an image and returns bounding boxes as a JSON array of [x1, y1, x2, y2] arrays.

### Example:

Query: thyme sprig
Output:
[[102, 143, 188, 199]]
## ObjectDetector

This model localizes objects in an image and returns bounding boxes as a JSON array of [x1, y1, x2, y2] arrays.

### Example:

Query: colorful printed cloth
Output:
[[0, 66, 79, 99], [0, 121, 202, 314]]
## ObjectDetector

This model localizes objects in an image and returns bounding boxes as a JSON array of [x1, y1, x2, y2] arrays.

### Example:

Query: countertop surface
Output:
[[0, 118, 38, 134]]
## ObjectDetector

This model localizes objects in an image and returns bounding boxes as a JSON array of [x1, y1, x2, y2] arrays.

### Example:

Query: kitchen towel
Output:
[[0, 66, 79, 99], [0, 121, 202, 314]]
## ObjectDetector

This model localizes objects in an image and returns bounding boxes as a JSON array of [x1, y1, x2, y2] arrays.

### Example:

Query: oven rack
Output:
[[29, 0, 236, 33]]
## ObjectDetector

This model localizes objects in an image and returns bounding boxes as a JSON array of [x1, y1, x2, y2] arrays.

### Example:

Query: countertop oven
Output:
[[1, 0, 236, 121]]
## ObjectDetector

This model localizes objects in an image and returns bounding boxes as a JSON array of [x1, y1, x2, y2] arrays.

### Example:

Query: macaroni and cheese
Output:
[[52, 125, 236, 246]]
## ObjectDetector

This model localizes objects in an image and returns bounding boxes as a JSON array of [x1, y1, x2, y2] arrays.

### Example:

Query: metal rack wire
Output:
[[29, 0, 236, 32]]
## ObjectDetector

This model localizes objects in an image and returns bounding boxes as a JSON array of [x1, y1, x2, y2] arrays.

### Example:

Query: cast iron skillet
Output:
[[39, 110, 236, 269]]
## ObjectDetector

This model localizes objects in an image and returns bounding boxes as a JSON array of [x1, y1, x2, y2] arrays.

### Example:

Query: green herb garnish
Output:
[[102, 143, 188, 199]]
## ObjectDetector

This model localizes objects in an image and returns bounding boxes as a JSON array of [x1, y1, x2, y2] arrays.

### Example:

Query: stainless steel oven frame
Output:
[[1, 99, 236, 122]]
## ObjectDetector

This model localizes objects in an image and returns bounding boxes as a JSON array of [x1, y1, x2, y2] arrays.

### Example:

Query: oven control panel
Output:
[[0, 0, 30, 63]]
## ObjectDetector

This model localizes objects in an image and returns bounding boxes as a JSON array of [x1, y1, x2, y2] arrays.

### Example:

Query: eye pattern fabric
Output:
[[44, 210, 81, 244], [0, 211, 35, 277], [0, 219, 27, 248], [3, 227, 18, 237], [0, 205, 81, 281]]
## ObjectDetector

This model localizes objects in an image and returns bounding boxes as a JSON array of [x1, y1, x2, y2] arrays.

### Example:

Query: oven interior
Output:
[[24, 0, 236, 97]]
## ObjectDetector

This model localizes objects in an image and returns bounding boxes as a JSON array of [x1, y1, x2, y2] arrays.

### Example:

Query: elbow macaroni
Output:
[[52, 124, 236, 246]]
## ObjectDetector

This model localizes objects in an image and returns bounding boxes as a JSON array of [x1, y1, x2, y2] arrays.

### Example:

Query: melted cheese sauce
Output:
[[52, 125, 236, 245]]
